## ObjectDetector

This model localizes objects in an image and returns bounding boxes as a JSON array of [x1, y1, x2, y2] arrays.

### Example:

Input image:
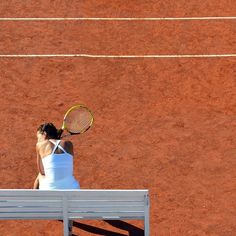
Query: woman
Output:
[[34, 122, 80, 190], [33, 123, 79, 235]]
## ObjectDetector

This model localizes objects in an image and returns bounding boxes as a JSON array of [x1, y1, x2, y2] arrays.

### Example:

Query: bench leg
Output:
[[63, 220, 73, 236], [144, 220, 149, 236], [63, 219, 69, 236], [144, 194, 150, 236]]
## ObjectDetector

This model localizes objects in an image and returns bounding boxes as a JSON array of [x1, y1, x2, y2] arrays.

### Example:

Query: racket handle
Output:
[[57, 129, 64, 139]]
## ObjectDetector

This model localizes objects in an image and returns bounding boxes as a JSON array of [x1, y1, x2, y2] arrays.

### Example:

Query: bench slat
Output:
[[0, 201, 144, 207], [0, 212, 63, 218], [0, 207, 62, 213], [68, 206, 144, 211], [68, 211, 145, 218], [0, 197, 62, 201], [0, 190, 148, 196], [68, 201, 144, 207], [0, 201, 62, 207], [0, 197, 145, 202]]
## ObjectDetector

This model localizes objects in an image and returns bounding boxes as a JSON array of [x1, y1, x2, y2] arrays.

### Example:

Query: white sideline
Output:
[[0, 54, 235, 58], [0, 17, 236, 21], [0, 189, 150, 236]]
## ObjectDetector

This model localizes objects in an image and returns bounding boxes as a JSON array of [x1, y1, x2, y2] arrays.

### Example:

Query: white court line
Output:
[[0, 17, 236, 21], [0, 54, 235, 58]]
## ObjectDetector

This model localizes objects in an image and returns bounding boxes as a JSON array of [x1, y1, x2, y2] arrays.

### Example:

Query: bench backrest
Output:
[[0, 189, 149, 220]]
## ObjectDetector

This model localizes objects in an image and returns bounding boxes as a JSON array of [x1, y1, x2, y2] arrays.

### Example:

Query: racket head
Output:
[[62, 104, 94, 135]]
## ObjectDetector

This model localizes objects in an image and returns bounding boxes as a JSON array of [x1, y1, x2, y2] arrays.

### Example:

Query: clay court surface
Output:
[[0, 1, 236, 235]]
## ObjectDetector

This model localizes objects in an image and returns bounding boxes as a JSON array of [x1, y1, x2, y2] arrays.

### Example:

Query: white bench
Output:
[[0, 189, 150, 235]]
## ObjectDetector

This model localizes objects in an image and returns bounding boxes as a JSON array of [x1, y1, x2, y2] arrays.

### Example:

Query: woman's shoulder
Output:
[[60, 140, 73, 154], [36, 140, 53, 158], [60, 140, 73, 148], [59, 139, 72, 144], [36, 140, 50, 149]]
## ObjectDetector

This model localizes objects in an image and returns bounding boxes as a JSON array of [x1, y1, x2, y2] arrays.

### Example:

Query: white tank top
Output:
[[39, 140, 80, 190]]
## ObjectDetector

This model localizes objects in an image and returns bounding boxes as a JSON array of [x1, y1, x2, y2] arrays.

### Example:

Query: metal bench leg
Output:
[[63, 219, 69, 236], [144, 219, 149, 236], [144, 194, 150, 236], [63, 196, 69, 236]]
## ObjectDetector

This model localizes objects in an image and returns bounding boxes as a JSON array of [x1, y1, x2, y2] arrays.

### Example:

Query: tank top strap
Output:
[[51, 140, 60, 154], [49, 139, 68, 154], [57, 141, 67, 154]]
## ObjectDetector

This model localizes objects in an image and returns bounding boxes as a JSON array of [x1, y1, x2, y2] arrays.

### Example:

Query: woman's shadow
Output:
[[72, 220, 144, 236]]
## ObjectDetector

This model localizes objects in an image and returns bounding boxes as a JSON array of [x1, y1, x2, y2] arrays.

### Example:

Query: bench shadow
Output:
[[72, 220, 144, 236], [72, 221, 126, 235], [105, 220, 144, 236]]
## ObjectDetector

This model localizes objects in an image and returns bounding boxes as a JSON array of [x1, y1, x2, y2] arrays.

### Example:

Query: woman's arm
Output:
[[33, 144, 45, 189], [36, 144, 45, 175]]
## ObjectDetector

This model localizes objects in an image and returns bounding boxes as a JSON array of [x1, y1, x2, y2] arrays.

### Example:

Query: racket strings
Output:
[[64, 107, 93, 133]]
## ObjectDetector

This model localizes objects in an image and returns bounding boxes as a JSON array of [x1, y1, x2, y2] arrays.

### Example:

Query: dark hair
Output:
[[37, 123, 59, 139]]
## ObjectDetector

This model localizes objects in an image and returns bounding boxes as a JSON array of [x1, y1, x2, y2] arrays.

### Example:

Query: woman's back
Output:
[[37, 139, 73, 158], [38, 140, 80, 190]]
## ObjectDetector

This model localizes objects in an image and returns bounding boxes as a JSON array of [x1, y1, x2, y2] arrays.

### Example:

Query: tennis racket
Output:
[[57, 104, 94, 138]]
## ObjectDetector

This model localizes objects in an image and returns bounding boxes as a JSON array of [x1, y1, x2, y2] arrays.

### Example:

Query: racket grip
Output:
[[57, 129, 64, 139]]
